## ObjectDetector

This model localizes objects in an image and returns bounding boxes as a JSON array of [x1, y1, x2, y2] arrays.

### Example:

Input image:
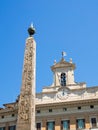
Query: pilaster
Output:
[[42, 119, 46, 130], [70, 116, 76, 130], [85, 116, 90, 129], [55, 118, 61, 130], [5, 122, 9, 130]]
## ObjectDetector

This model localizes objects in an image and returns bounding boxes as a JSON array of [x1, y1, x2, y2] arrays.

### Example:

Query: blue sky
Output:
[[0, 0, 98, 107]]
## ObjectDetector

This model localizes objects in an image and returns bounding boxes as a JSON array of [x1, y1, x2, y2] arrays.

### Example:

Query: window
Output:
[[63, 108, 67, 111], [0, 127, 5, 130], [77, 106, 81, 110], [37, 110, 40, 114], [61, 73, 66, 86], [1, 116, 4, 119], [90, 105, 94, 109], [61, 120, 70, 130], [36, 123, 41, 130], [12, 114, 15, 117], [49, 109, 52, 112], [91, 118, 97, 128], [47, 122, 55, 130], [76, 119, 85, 129], [8, 125, 16, 130]]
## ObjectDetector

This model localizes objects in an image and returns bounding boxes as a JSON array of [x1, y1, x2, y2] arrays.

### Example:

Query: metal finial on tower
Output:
[[54, 60, 56, 65], [62, 51, 67, 58], [28, 23, 35, 36], [70, 58, 73, 63]]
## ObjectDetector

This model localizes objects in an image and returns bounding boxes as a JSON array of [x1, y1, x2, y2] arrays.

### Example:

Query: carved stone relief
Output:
[[18, 39, 35, 121]]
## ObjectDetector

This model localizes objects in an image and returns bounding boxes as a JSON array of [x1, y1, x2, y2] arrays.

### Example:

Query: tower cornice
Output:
[[51, 59, 76, 71]]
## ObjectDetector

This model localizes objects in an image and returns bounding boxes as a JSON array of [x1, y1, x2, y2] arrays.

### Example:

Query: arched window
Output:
[[61, 73, 66, 86]]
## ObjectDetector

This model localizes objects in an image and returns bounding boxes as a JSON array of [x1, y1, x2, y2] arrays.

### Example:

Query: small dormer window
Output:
[[61, 73, 66, 86]]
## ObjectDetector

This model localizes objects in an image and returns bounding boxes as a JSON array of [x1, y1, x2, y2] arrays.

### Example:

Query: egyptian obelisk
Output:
[[16, 25, 36, 130]]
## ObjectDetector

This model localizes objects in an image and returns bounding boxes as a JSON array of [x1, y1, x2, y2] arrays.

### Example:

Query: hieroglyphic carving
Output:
[[19, 96, 30, 120], [18, 38, 35, 121]]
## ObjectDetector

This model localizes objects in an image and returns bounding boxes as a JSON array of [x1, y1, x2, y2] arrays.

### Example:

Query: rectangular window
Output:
[[36, 123, 41, 130], [63, 108, 67, 111], [0, 127, 5, 130], [77, 106, 81, 110], [91, 118, 97, 128], [49, 109, 52, 112], [12, 114, 15, 117], [37, 110, 40, 114], [90, 105, 94, 109], [1, 116, 4, 119], [8, 125, 16, 130], [61, 120, 70, 130], [76, 119, 85, 129], [47, 121, 55, 130]]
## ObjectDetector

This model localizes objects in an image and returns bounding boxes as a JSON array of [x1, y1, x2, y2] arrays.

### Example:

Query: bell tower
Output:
[[16, 25, 36, 130], [51, 52, 76, 87]]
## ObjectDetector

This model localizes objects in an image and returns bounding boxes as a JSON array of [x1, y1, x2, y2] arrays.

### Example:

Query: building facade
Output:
[[0, 29, 98, 130]]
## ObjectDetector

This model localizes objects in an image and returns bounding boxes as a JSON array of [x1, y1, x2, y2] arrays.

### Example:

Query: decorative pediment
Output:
[[51, 58, 75, 71]]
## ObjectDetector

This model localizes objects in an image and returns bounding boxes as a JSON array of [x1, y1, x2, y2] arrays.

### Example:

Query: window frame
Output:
[[46, 121, 55, 130], [60, 73, 66, 86], [90, 116, 97, 128], [61, 120, 70, 130], [0, 127, 5, 130], [76, 118, 85, 129], [8, 125, 16, 130], [36, 110, 41, 114], [77, 106, 81, 110], [90, 105, 94, 109], [36, 122, 41, 130], [49, 109, 52, 112]]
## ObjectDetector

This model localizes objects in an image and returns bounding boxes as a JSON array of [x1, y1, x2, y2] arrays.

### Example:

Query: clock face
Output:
[[62, 89, 67, 96], [57, 89, 69, 100]]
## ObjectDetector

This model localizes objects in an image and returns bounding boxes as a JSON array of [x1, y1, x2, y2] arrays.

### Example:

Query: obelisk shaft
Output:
[[16, 36, 36, 130]]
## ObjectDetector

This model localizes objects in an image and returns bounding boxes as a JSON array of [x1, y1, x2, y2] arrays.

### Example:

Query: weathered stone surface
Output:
[[16, 37, 36, 130]]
